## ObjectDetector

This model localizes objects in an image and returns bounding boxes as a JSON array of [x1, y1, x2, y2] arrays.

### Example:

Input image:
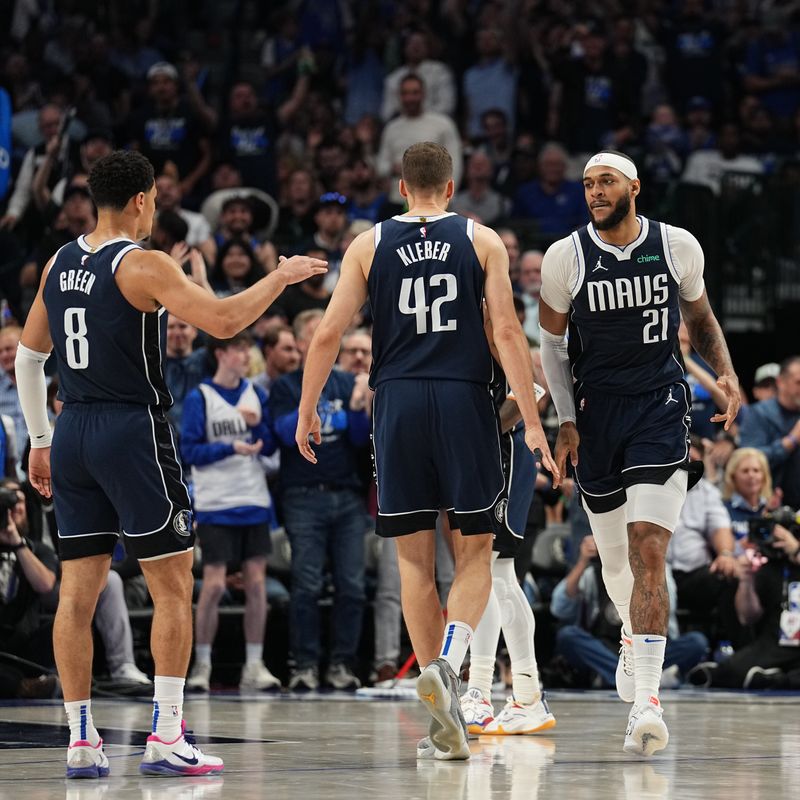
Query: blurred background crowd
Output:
[[1, 0, 799, 698]]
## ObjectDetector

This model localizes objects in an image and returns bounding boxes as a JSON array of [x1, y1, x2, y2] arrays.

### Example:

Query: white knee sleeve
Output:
[[493, 557, 536, 666], [625, 470, 688, 532]]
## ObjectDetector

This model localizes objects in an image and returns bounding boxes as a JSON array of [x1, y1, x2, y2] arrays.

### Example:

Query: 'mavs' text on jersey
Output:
[[396, 240, 451, 267], [587, 272, 668, 312], [59, 269, 97, 296]]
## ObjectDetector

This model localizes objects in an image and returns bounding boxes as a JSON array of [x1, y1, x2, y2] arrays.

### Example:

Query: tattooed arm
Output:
[[680, 291, 741, 430]]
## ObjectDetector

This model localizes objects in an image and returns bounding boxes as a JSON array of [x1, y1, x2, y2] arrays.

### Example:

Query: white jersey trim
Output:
[[57, 530, 120, 539], [77, 235, 135, 253], [374, 221, 382, 248], [391, 212, 456, 223], [111, 243, 142, 274], [466, 217, 475, 241], [570, 231, 586, 297], [141, 313, 160, 405], [586, 216, 649, 260]]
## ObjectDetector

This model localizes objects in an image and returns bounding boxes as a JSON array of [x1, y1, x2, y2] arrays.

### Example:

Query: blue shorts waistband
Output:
[[61, 401, 164, 413]]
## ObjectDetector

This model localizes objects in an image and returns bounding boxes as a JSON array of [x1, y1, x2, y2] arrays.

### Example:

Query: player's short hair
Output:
[[88, 151, 155, 211], [401, 142, 453, 192]]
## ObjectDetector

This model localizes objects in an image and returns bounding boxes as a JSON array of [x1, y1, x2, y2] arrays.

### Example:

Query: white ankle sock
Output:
[[245, 643, 262, 665], [467, 655, 495, 698], [511, 659, 541, 705], [468, 584, 501, 698], [632, 635, 666, 706], [438, 621, 473, 675], [194, 644, 211, 666], [65, 699, 100, 746], [152, 676, 185, 742]]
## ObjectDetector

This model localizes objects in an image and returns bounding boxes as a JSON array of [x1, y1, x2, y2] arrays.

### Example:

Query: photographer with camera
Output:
[[0, 479, 58, 698]]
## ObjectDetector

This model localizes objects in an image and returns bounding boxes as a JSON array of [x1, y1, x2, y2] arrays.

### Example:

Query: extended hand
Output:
[[277, 255, 328, 285], [711, 374, 741, 431], [296, 412, 322, 464], [554, 422, 579, 485], [525, 424, 560, 485]]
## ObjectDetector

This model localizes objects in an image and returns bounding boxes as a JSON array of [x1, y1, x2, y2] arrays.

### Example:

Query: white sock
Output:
[[632, 635, 667, 706], [468, 583, 501, 698], [65, 699, 100, 746], [492, 557, 541, 704], [152, 676, 185, 742], [439, 621, 473, 675], [194, 644, 211, 666], [245, 642, 262, 665]]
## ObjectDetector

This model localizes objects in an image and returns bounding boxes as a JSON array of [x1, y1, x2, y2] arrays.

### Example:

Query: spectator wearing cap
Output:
[[740, 356, 800, 510], [127, 62, 213, 200], [463, 28, 518, 140], [300, 193, 349, 291], [376, 74, 462, 204], [512, 143, 587, 239], [753, 363, 780, 401], [218, 80, 308, 195], [681, 122, 764, 195], [381, 31, 455, 122], [450, 151, 511, 226], [155, 173, 214, 258], [269, 310, 370, 691], [209, 196, 276, 272], [272, 247, 332, 325], [685, 96, 716, 153], [274, 168, 318, 250]]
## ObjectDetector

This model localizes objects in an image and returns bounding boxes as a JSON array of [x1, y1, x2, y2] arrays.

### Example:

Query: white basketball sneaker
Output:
[[482, 694, 556, 735], [624, 697, 669, 757], [140, 722, 224, 776], [460, 687, 495, 734], [239, 662, 281, 692], [186, 661, 211, 693], [616, 630, 635, 703], [416, 658, 470, 760], [66, 739, 110, 779]]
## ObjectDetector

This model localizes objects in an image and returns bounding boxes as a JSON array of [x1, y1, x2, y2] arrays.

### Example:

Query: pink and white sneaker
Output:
[[67, 738, 110, 779], [140, 722, 223, 777]]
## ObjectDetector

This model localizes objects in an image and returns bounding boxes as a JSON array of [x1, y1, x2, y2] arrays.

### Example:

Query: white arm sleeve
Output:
[[666, 225, 705, 302], [539, 326, 576, 425], [15, 343, 53, 448]]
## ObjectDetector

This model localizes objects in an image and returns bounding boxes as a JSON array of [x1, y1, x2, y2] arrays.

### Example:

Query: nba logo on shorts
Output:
[[495, 498, 508, 523], [173, 510, 192, 536]]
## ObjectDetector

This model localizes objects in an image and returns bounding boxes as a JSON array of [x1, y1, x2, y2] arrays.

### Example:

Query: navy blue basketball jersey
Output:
[[368, 213, 493, 387], [568, 218, 683, 394], [43, 236, 172, 407]]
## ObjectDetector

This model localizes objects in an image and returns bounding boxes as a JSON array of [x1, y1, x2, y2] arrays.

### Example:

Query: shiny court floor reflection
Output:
[[0, 691, 798, 800]]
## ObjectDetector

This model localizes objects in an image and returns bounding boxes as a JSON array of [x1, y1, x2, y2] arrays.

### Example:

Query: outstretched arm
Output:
[[680, 291, 740, 430], [296, 232, 371, 463]]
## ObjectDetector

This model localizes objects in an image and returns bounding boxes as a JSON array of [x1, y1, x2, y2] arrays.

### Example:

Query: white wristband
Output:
[[15, 342, 53, 448]]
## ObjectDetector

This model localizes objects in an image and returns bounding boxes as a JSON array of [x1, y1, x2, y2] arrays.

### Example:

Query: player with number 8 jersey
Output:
[[14, 150, 327, 780]]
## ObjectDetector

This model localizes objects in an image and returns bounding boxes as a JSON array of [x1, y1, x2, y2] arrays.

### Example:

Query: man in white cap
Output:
[[538, 150, 740, 756]]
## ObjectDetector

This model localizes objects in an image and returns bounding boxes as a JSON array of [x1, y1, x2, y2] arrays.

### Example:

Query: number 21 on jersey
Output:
[[64, 307, 89, 369], [399, 274, 458, 334]]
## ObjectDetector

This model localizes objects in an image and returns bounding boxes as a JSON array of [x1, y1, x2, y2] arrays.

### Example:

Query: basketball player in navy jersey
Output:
[[539, 151, 739, 756], [14, 150, 325, 778], [296, 141, 557, 761]]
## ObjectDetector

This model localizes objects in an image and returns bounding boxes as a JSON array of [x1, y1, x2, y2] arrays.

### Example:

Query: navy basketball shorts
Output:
[[574, 380, 691, 514], [196, 522, 272, 566], [52, 403, 195, 561], [494, 426, 537, 558], [372, 379, 506, 537]]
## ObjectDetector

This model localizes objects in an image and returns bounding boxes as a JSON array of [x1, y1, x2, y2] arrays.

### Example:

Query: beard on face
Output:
[[591, 190, 631, 230]]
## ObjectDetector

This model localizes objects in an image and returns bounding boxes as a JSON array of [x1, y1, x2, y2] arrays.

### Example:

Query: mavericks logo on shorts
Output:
[[173, 510, 192, 537], [495, 498, 508, 523]]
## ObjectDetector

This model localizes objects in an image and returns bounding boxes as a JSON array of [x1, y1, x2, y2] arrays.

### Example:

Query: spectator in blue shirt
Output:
[[164, 315, 207, 430], [182, 332, 281, 693], [269, 309, 370, 692], [512, 144, 587, 240], [740, 356, 800, 509], [743, 18, 800, 121]]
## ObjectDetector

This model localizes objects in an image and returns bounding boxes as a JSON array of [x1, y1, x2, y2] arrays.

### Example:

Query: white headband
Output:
[[583, 152, 638, 181]]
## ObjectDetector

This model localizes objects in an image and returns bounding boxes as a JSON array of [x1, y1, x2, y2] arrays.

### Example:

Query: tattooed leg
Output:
[[627, 521, 671, 635]]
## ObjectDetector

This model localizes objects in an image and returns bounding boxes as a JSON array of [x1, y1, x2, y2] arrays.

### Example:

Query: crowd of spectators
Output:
[[1, 0, 799, 694]]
